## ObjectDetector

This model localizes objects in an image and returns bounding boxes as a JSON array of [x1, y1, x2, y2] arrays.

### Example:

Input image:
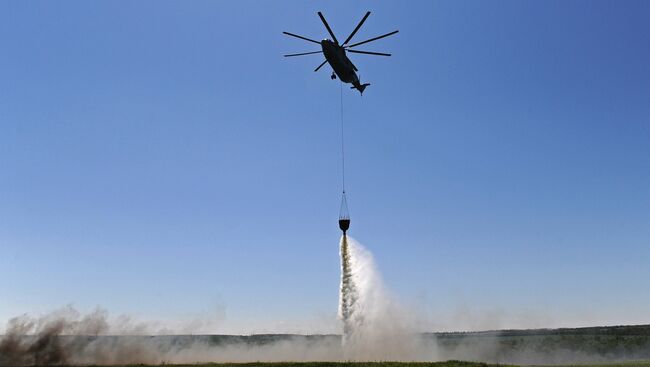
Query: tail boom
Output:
[[351, 82, 370, 95]]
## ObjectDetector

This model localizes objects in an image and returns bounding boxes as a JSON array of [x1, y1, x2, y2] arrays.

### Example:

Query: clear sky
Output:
[[1, 1, 649, 334]]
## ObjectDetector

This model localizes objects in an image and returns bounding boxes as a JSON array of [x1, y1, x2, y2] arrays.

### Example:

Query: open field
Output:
[[432, 325, 650, 363], [5, 325, 650, 366], [56, 361, 650, 367]]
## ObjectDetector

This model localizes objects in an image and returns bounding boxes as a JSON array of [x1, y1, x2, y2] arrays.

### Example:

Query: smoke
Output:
[[0, 307, 345, 365], [0, 307, 160, 366], [0, 315, 65, 366]]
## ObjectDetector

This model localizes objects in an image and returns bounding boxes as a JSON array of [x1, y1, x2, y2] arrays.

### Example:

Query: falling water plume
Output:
[[338, 236, 424, 360], [338, 234, 356, 343]]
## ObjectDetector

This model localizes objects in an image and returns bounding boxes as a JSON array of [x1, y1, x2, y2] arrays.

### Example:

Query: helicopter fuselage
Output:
[[284, 11, 397, 95], [321, 39, 360, 86]]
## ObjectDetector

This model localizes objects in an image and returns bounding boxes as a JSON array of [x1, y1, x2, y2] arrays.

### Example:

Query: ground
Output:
[[58, 362, 650, 367]]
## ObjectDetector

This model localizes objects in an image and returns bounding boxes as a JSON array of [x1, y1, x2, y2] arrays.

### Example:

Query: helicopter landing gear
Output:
[[331, 72, 337, 80]]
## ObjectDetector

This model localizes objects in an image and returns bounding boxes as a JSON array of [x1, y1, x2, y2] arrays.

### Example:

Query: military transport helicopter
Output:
[[283, 11, 398, 95]]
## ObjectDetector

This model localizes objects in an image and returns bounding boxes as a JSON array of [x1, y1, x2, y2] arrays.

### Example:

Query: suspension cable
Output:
[[340, 81, 345, 194]]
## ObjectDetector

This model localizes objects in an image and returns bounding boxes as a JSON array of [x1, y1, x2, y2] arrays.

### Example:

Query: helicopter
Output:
[[283, 11, 398, 95]]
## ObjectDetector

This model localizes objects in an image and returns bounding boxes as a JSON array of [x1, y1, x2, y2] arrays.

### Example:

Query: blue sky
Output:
[[1, 1, 649, 333]]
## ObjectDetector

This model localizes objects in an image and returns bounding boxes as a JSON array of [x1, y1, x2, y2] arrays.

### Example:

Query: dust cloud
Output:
[[0, 307, 342, 365]]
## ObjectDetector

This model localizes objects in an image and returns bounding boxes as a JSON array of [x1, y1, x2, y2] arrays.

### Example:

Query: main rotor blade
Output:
[[346, 30, 399, 48], [347, 49, 391, 56], [284, 51, 323, 57], [342, 11, 371, 46], [314, 59, 328, 72], [283, 31, 320, 45], [317, 12, 339, 44]]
